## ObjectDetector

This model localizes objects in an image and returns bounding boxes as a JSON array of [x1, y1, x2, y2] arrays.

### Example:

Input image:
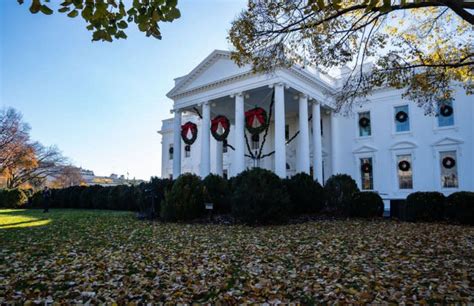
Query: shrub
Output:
[[203, 174, 231, 214], [350, 192, 384, 218], [231, 168, 291, 225], [0, 189, 28, 208], [406, 192, 445, 222], [324, 174, 359, 216], [446, 192, 474, 225], [285, 173, 324, 215], [161, 173, 205, 221]]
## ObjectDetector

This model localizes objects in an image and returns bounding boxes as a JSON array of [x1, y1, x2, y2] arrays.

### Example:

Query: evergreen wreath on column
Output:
[[210, 115, 230, 142], [181, 121, 198, 145], [245, 107, 268, 135]]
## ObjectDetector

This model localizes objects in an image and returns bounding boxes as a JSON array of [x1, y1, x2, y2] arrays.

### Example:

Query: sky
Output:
[[0, 0, 246, 180]]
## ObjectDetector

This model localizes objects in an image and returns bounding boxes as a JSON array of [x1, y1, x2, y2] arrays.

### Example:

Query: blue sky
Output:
[[0, 0, 246, 180]]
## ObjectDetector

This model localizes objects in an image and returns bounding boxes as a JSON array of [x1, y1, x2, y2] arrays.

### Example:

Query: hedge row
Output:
[[161, 171, 381, 224], [0, 189, 28, 208], [2, 169, 472, 225], [401, 191, 474, 225]]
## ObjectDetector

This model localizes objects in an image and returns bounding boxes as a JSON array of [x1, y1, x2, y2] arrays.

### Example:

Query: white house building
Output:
[[159, 50, 474, 201]]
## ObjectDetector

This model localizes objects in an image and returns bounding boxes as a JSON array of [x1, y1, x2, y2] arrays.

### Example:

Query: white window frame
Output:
[[358, 156, 375, 191], [392, 103, 412, 136], [353, 146, 377, 191], [433, 100, 457, 132], [355, 110, 373, 140], [392, 150, 415, 193], [435, 147, 462, 191], [168, 144, 174, 161]]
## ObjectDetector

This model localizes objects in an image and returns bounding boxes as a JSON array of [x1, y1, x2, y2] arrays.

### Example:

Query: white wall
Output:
[[334, 88, 473, 199]]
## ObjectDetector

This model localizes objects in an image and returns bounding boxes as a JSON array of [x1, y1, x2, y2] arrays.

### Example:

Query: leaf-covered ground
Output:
[[0, 209, 473, 303]]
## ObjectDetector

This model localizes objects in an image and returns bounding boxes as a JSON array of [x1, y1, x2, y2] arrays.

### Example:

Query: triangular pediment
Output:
[[390, 141, 417, 150], [353, 145, 377, 154], [167, 50, 252, 98], [431, 137, 464, 147]]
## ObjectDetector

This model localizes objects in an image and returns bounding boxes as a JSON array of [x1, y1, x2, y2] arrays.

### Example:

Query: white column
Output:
[[215, 140, 223, 176], [274, 83, 286, 178], [200, 102, 211, 178], [298, 94, 310, 174], [330, 111, 338, 175], [172, 109, 182, 179], [312, 101, 323, 183], [234, 93, 245, 175]]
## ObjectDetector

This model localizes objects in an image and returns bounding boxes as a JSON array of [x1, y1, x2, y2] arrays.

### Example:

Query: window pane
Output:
[[395, 105, 410, 132], [360, 157, 373, 190], [358, 112, 371, 137], [397, 154, 413, 189], [440, 151, 458, 188], [438, 100, 454, 127]]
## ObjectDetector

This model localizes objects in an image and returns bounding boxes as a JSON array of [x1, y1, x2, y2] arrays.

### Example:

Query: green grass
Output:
[[0, 209, 473, 303]]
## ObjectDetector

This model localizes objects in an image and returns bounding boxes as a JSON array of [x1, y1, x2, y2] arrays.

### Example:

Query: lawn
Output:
[[0, 209, 473, 303]]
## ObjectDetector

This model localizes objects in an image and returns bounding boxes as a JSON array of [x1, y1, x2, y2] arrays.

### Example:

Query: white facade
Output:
[[159, 50, 474, 200]]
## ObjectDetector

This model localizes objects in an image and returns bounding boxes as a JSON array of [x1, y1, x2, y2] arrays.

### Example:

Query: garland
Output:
[[211, 115, 230, 142], [181, 121, 198, 145], [245, 107, 268, 135]]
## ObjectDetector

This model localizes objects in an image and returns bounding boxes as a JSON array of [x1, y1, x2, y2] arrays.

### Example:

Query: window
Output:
[[184, 145, 191, 158], [360, 157, 373, 190], [438, 100, 454, 127], [320, 119, 324, 136], [397, 154, 413, 189], [358, 111, 371, 137], [168, 145, 173, 160], [251, 134, 260, 150], [440, 151, 458, 188], [285, 124, 290, 140], [223, 169, 228, 179], [394, 105, 410, 132]]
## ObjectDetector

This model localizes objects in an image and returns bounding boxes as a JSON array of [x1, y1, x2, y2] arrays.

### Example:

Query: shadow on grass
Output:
[[0, 209, 52, 230]]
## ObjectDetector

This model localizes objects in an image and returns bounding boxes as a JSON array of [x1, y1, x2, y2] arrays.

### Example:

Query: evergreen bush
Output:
[[284, 173, 324, 215], [350, 192, 384, 218], [406, 192, 445, 222], [324, 174, 359, 216], [160, 173, 205, 221], [0, 189, 28, 208], [231, 168, 291, 225], [203, 174, 231, 214], [446, 191, 474, 225]]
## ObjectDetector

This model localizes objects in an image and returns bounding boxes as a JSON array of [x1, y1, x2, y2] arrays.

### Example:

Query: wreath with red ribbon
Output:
[[181, 121, 198, 145], [245, 107, 268, 135], [211, 115, 230, 142]]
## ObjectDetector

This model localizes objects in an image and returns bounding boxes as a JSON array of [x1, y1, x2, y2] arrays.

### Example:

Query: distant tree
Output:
[[52, 165, 84, 188], [18, 0, 181, 42], [1, 107, 68, 189], [5, 142, 66, 189], [229, 0, 474, 113], [0, 108, 31, 175]]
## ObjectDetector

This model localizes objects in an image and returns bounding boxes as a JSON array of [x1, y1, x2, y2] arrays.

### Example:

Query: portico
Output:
[[166, 50, 334, 182]]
